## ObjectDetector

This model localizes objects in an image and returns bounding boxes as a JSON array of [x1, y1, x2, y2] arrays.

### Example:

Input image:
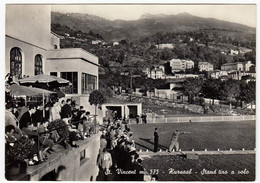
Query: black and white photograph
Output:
[[3, 2, 257, 181]]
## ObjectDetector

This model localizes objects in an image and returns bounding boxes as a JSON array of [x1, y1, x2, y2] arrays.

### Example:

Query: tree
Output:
[[220, 80, 241, 109], [240, 81, 255, 110], [202, 79, 221, 105], [89, 90, 106, 133], [183, 78, 204, 104]]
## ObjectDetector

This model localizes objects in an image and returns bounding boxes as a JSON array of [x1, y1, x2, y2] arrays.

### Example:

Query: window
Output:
[[60, 72, 78, 94], [81, 73, 97, 94], [50, 72, 57, 77], [10, 47, 22, 78], [35, 54, 43, 75], [80, 150, 86, 161]]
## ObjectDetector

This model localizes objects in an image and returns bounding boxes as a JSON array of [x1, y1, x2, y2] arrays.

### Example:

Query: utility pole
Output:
[[130, 70, 133, 101]]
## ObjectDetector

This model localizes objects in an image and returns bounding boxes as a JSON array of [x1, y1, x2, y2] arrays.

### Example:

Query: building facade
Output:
[[6, 5, 99, 115], [143, 65, 165, 79], [170, 59, 194, 72], [198, 62, 214, 72], [221, 61, 254, 72]]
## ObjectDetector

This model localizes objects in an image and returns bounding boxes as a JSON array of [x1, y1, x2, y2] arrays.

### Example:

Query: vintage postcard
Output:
[[4, 3, 256, 181]]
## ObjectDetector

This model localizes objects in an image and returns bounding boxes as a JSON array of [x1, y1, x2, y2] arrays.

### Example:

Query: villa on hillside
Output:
[[156, 43, 174, 49], [221, 61, 255, 72], [198, 62, 214, 72], [169, 59, 194, 73], [143, 65, 165, 79]]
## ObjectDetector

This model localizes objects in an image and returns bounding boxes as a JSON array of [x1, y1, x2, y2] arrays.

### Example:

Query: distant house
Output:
[[156, 43, 174, 49], [230, 49, 239, 55], [153, 81, 187, 102], [64, 33, 70, 37], [221, 62, 243, 71], [239, 47, 252, 54], [221, 61, 255, 72], [170, 59, 194, 72], [113, 42, 119, 46], [185, 60, 195, 69], [210, 70, 228, 79], [91, 40, 101, 45], [143, 65, 165, 79], [198, 62, 214, 72], [228, 71, 256, 81]]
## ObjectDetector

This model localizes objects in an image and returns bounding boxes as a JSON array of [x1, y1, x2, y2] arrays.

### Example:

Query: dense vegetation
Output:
[[51, 13, 256, 106]]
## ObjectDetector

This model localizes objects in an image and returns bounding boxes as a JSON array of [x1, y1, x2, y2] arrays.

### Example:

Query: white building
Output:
[[230, 49, 239, 55], [169, 59, 194, 72], [198, 62, 214, 72], [6, 5, 99, 115], [156, 43, 174, 49], [143, 65, 165, 79], [210, 70, 228, 79], [221, 61, 254, 72]]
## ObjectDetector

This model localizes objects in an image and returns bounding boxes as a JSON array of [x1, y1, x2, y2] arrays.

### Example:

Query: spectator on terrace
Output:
[[12, 104, 19, 118], [61, 99, 72, 121], [17, 101, 28, 121], [32, 105, 45, 126], [5, 125, 17, 143], [5, 103, 23, 138], [19, 104, 36, 130], [37, 120, 55, 156], [49, 99, 61, 122]]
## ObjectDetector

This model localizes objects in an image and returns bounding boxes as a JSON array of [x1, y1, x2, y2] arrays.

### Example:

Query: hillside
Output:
[[51, 12, 255, 42]]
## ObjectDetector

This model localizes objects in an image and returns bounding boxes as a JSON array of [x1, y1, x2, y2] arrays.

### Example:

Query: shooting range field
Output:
[[129, 120, 255, 181], [130, 120, 255, 151]]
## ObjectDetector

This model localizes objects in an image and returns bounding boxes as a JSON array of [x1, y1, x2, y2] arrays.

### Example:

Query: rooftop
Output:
[[47, 48, 99, 66]]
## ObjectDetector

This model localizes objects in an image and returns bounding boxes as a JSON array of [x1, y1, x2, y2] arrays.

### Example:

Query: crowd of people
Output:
[[96, 118, 145, 181], [5, 97, 94, 168]]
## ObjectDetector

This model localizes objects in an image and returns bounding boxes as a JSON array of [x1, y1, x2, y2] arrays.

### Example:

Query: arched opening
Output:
[[10, 47, 22, 79], [35, 54, 43, 75]]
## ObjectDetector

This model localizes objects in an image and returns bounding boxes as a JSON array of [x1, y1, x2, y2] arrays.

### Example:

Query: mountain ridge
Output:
[[51, 11, 255, 42]]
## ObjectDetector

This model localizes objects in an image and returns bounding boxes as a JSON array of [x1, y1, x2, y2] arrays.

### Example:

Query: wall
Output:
[[29, 133, 100, 181], [6, 5, 52, 50], [5, 36, 47, 76]]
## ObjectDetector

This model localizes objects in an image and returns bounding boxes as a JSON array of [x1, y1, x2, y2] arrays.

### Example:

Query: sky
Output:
[[51, 4, 256, 28]]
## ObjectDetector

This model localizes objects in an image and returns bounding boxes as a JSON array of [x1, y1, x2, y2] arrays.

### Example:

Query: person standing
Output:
[[136, 115, 139, 124], [49, 99, 61, 122], [154, 128, 159, 152], [60, 99, 72, 120], [168, 130, 189, 152]]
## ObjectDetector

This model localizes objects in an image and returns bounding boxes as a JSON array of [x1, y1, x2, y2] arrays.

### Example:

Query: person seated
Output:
[[19, 104, 37, 130], [20, 123, 45, 165], [5, 125, 17, 144], [63, 118, 80, 148], [32, 105, 44, 126], [5, 103, 23, 140], [37, 120, 55, 158]]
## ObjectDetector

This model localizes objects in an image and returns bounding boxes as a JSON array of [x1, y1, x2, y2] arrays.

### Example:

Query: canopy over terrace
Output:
[[9, 83, 55, 97], [19, 74, 71, 89], [9, 83, 56, 117]]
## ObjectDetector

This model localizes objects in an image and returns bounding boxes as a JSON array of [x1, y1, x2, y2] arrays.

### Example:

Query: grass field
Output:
[[129, 121, 255, 181], [129, 120, 255, 151], [142, 154, 255, 181]]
